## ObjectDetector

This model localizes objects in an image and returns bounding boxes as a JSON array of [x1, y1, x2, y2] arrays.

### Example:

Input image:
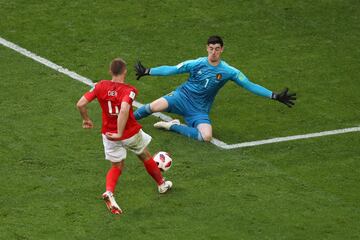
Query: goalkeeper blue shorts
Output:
[[163, 90, 211, 128]]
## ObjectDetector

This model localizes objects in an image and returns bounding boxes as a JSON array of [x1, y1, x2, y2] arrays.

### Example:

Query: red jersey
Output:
[[84, 80, 142, 140]]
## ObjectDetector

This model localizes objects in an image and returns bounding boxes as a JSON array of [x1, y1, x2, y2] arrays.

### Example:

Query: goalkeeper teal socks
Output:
[[170, 124, 203, 141], [135, 104, 204, 141], [135, 104, 152, 120]]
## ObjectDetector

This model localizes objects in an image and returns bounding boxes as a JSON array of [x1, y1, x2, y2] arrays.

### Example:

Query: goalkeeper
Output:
[[134, 36, 296, 142]]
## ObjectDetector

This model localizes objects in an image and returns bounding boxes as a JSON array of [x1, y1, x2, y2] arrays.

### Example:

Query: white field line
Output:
[[1, 36, 359, 149], [213, 127, 360, 149], [0, 37, 94, 87]]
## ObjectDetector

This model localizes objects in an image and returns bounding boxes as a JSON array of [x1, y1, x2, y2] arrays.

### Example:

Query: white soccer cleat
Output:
[[154, 119, 180, 130], [158, 180, 173, 194], [102, 191, 123, 215]]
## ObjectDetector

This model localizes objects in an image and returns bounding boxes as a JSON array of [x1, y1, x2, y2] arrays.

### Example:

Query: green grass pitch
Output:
[[0, 0, 359, 239]]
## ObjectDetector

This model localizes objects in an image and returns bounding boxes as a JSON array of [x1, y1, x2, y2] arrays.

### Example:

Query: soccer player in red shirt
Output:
[[76, 58, 172, 215]]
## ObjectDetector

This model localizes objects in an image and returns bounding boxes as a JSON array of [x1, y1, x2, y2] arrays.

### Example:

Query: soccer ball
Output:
[[153, 151, 173, 171]]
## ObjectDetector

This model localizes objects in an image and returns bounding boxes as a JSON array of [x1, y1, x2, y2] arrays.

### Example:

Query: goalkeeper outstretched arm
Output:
[[135, 61, 184, 80], [233, 74, 297, 108]]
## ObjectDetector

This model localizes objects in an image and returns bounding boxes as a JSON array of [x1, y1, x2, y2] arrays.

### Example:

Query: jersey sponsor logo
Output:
[[108, 90, 117, 97], [216, 73, 222, 81], [129, 91, 136, 100]]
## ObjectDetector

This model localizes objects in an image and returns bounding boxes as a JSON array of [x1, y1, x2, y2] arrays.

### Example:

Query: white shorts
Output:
[[102, 129, 152, 162]]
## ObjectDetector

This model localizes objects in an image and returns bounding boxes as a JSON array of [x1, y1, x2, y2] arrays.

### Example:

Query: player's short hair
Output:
[[110, 58, 127, 76], [207, 35, 223, 47]]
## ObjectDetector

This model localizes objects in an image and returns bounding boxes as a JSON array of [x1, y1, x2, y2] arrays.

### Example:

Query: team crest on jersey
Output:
[[216, 73, 222, 81]]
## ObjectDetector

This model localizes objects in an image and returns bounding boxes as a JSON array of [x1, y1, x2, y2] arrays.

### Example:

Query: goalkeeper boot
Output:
[[102, 191, 123, 215], [154, 119, 180, 130], [158, 180, 173, 194]]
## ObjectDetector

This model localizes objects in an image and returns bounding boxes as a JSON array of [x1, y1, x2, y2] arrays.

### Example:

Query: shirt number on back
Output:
[[108, 101, 119, 115]]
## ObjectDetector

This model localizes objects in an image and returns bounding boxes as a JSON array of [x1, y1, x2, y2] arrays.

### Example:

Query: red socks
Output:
[[105, 158, 163, 193], [143, 158, 164, 185], [106, 166, 122, 193]]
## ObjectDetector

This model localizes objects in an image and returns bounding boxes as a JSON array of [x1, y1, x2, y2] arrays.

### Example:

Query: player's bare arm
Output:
[[106, 101, 131, 140], [76, 96, 94, 129]]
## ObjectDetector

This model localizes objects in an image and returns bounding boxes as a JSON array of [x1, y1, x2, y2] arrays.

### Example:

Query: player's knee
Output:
[[111, 161, 124, 169], [150, 98, 169, 112], [137, 148, 152, 162], [200, 132, 212, 142]]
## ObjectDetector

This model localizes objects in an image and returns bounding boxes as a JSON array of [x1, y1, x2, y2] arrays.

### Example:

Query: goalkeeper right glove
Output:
[[135, 61, 150, 80], [272, 87, 297, 108]]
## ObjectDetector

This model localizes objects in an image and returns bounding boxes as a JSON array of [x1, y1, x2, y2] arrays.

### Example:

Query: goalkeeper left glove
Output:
[[272, 88, 297, 108], [135, 61, 150, 80]]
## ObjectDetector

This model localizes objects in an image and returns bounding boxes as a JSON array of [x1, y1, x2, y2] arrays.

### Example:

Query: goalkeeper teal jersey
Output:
[[150, 57, 272, 113]]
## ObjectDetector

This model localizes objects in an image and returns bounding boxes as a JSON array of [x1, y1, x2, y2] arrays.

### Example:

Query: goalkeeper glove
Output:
[[272, 88, 296, 108], [135, 61, 150, 80]]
